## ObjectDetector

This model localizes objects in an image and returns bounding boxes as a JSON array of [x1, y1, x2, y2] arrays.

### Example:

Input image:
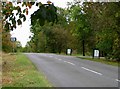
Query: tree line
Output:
[[1, 1, 120, 61], [1, 1, 57, 52], [24, 2, 120, 61]]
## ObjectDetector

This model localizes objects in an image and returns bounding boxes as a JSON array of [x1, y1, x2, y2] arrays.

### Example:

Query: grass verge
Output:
[[2, 53, 52, 87], [57, 53, 119, 67], [78, 56, 119, 67]]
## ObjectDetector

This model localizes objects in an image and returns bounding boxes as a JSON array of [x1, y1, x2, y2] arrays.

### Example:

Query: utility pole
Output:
[[10, 37, 17, 53]]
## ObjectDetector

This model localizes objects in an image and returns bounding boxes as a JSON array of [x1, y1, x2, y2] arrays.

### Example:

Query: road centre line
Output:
[[49, 56, 53, 57], [55, 57, 58, 59], [81, 67, 103, 75], [54, 57, 62, 60], [58, 59, 62, 61], [64, 61, 75, 65], [116, 79, 120, 82]]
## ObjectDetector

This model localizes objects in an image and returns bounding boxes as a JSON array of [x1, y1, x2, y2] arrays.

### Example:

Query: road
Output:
[[25, 53, 119, 87]]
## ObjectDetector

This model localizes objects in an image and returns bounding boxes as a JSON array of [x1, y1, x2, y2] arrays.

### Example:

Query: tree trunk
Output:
[[82, 39, 85, 56]]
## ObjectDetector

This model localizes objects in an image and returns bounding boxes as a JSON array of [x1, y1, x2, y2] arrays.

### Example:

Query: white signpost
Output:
[[10, 37, 16, 42], [67, 49, 72, 55], [94, 50, 99, 58]]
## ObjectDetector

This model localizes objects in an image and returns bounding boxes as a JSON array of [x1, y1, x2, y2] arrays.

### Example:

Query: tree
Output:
[[66, 1, 120, 60], [31, 3, 58, 26], [1, 1, 58, 52], [82, 2, 120, 60], [68, 4, 94, 56], [26, 7, 76, 53], [2, 1, 58, 31]]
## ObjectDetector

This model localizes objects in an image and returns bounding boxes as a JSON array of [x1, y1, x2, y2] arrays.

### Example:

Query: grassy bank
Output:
[[57, 53, 119, 67], [77, 56, 119, 67], [2, 53, 52, 87]]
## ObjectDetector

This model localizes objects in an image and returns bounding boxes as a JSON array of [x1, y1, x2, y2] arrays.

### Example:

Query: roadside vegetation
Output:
[[2, 53, 52, 87], [23, 2, 120, 62]]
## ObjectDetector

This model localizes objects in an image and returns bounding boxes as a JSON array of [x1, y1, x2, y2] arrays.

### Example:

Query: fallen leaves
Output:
[[2, 76, 13, 84]]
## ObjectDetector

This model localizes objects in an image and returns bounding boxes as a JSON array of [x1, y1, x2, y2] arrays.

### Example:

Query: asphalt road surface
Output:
[[25, 53, 119, 87]]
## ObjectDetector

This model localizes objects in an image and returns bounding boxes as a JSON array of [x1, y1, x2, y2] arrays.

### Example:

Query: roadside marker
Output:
[[116, 79, 120, 82]]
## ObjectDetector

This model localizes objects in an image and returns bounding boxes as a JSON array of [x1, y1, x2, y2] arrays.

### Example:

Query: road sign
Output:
[[67, 49, 72, 55], [94, 50, 99, 57], [10, 37, 17, 42]]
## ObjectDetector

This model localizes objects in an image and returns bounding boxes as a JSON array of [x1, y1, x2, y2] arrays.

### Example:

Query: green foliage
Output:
[[82, 2, 120, 60], [2, 1, 58, 31], [68, 5, 94, 55], [24, 2, 119, 61], [2, 32, 13, 52], [2, 2, 26, 31], [27, 23, 70, 53], [31, 4, 58, 26], [66, 2, 120, 60], [25, 7, 77, 53]]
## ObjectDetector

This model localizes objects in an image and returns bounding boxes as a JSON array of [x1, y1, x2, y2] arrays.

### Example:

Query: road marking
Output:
[[81, 67, 103, 75], [67, 61, 75, 65], [49, 56, 53, 57], [58, 59, 62, 61], [64, 61, 75, 66], [55, 57, 58, 59], [116, 79, 120, 82], [64, 61, 68, 63], [54, 57, 62, 61]]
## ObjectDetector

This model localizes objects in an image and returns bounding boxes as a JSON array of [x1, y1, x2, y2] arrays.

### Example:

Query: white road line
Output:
[[116, 79, 120, 82], [67, 61, 75, 65], [64, 61, 68, 63], [55, 57, 58, 59], [54, 57, 62, 61], [58, 59, 62, 61], [49, 56, 53, 57], [64, 61, 75, 66], [81, 67, 103, 75]]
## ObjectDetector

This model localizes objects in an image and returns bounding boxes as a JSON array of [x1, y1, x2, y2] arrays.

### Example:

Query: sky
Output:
[[10, 0, 74, 47]]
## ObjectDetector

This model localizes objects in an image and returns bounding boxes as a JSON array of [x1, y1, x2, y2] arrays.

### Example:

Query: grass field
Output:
[[2, 53, 52, 87]]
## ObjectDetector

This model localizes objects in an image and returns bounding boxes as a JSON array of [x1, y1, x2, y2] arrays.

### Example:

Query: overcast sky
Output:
[[10, 0, 74, 47]]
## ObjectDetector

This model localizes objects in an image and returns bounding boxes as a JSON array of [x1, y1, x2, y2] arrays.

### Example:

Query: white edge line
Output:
[[116, 79, 120, 82], [81, 67, 103, 75]]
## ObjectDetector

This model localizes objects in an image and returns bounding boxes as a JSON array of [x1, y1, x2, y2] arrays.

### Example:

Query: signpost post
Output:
[[10, 37, 17, 53]]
